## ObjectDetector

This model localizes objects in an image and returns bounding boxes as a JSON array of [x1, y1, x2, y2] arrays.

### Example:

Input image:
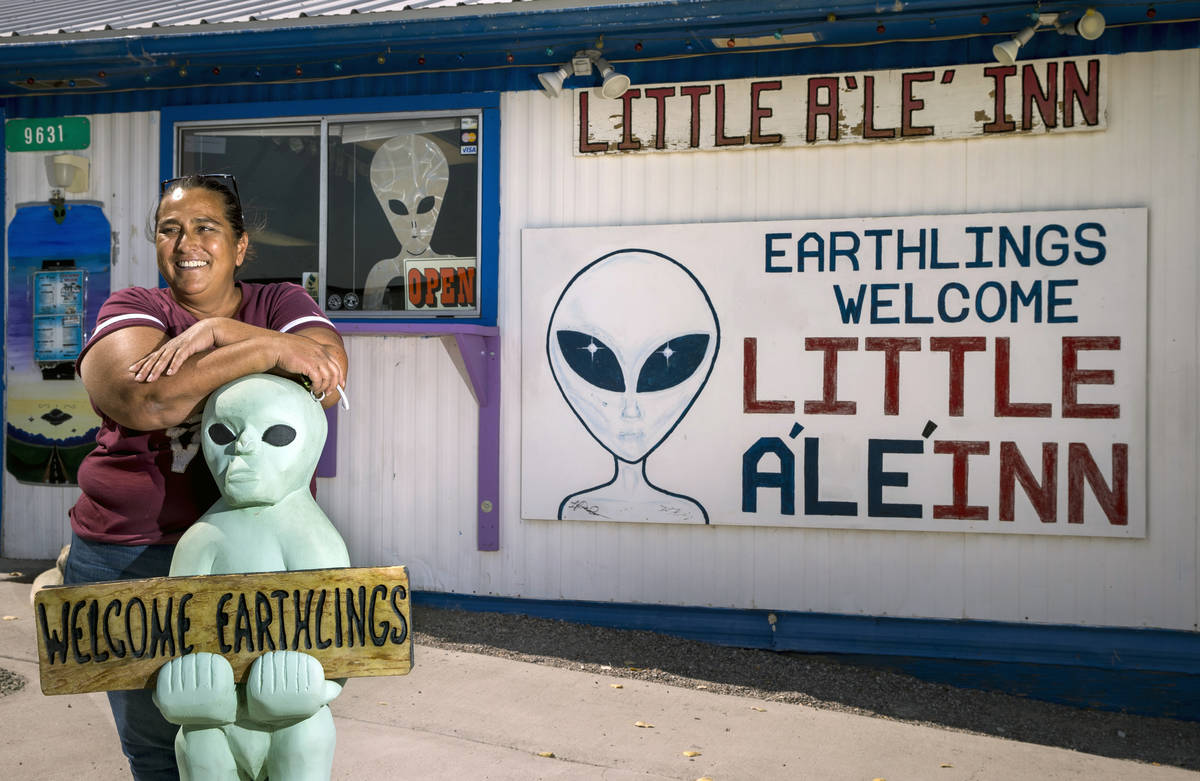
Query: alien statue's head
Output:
[[369, 134, 449, 256], [201, 374, 328, 507], [547, 249, 720, 464]]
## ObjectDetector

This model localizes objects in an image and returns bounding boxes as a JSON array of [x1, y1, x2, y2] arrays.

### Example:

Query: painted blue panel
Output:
[[845, 655, 1200, 722], [0, 103, 5, 534], [4, 21, 1199, 119], [413, 591, 1200, 720]]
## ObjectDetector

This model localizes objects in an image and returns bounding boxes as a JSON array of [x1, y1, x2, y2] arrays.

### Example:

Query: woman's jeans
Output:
[[63, 533, 180, 781]]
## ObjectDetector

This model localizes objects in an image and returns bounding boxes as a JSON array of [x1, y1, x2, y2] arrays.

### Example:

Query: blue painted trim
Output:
[[158, 93, 499, 326], [0, 103, 6, 545], [412, 591, 1200, 719], [412, 591, 1200, 676], [6, 20, 1199, 119]]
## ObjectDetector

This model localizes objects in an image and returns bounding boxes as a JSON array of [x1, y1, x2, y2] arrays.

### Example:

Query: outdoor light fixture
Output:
[[993, 13, 1058, 65], [47, 154, 89, 192], [537, 64, 570, 97], [1058, 8, 1107, 39], [538, 49, 631, 98], [993, 9, 1106, 65], [593, 56, 630, 99], [44, 153, 89, 224]]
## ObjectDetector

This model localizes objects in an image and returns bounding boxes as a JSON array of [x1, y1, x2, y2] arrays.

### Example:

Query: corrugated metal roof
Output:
[[0, 0, 518, 37], [1, 0, 1198, 104]]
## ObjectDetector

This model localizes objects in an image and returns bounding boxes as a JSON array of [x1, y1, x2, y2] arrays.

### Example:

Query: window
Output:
[[174, 109, 484, 318]]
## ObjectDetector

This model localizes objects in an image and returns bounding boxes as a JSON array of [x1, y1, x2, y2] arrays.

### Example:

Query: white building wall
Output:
[[475, 47, 1199, 632], [3, 50, 1197, 633]]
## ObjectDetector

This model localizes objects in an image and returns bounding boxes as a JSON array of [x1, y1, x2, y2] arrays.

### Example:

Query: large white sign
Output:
[[522, 209, 1147, 537], [574, 56, 1105, 155]]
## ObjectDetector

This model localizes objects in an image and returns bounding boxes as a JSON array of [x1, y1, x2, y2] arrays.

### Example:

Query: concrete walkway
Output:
[[1, 562, 1195, 781]]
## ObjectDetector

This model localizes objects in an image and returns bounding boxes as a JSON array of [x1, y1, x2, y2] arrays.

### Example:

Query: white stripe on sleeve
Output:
[[89, 313, 166, 341], [279, 314, 335, 333]]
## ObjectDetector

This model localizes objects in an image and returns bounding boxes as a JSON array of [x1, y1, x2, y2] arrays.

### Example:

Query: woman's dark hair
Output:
[[155, 174, 246, 240]]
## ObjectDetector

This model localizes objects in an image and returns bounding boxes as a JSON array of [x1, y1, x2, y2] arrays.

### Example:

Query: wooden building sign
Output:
[[34, 566, 411, 695], [575, 56, 1105, 155], [521, 208, 1146, 536]]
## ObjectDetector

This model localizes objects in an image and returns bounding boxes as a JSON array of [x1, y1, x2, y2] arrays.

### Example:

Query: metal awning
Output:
[[0, 0, 1197, 101]]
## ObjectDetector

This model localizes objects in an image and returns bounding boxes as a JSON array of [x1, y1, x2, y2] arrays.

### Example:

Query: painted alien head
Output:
[[547, 250, 720, 463], [201, 374, 327, 508], [369, 134, 449, 256]]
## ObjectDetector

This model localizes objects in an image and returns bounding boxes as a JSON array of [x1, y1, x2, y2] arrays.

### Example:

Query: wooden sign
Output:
[[34, 566, 411, 695], [575, 56, 1106, 155], [522, 209, 1146, 536]]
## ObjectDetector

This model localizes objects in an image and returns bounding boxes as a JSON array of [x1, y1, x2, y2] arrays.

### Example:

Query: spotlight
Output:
[[993, 13, 1058, 65], [594, 56, 630, 99], [538, 65, 569, 98], [992, 25, 1036, 65], [1059, 8, 1106, 40]]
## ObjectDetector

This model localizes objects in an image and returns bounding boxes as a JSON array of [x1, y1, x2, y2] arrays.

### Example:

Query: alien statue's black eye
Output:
[[416, 195, 437, 214], [208, 423, 236, 445], [556, 330, 624, 392], [262, 425, 297, 447], [388, 199, 409, 216], [636, 334, 710, 393]]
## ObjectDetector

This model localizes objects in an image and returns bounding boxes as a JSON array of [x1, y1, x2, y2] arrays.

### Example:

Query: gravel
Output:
[[412, 605, 1200, 771], [0, 667, 25, 697]]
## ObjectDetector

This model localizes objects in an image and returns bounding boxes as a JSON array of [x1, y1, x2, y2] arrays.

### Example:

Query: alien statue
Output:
[[547, 249, 721, 524], [153, 374, 349, 781]]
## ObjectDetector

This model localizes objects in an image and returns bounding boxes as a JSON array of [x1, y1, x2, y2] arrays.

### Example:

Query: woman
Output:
[[62, 174, 348, 781]]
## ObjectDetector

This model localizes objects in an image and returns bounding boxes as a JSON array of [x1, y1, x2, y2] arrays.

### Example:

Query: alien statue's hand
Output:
[[245, 650, 343, 723], [153, 652, 238, 726]]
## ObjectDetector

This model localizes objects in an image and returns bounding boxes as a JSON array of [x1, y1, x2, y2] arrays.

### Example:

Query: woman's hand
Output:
[[129, 319, 221, 382], [269, 331, 347, 399]]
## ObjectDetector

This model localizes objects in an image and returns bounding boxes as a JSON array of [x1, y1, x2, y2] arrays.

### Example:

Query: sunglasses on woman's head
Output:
[[160, 174, 243, 213]]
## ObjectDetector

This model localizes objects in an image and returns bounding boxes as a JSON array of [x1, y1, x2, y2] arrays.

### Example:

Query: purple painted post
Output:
[[455, 332, 500, 551], [336, 322, 500, 550], [316, 405, 338, 478]]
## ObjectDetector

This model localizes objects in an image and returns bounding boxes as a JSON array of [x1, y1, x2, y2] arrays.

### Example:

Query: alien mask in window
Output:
[[362, 134, 452, 310], [547, 249, 720, 523]]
